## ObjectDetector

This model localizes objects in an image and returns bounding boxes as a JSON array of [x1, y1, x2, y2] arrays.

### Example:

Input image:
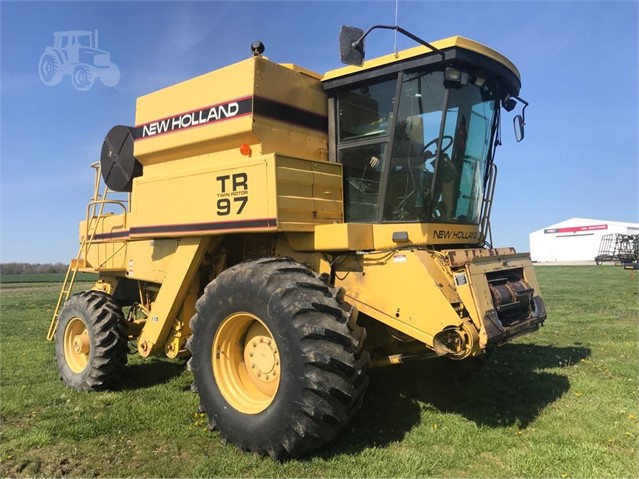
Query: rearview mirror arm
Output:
[[513, 96, 529, 125], [352, 25, 445, 61]]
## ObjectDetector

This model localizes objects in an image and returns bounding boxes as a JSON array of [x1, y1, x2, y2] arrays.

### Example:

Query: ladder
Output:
[[46, 243, 87, 341], [47, 161, 113, 341]]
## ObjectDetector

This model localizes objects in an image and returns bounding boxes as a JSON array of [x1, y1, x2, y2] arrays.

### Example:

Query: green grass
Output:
[[1, 267, 637, 477]]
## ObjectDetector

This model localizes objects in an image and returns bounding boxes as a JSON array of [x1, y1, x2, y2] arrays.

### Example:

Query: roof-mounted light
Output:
[[445, 67, 461, 81], [474, 76, 486, 87], [444, 67, 469, 85]]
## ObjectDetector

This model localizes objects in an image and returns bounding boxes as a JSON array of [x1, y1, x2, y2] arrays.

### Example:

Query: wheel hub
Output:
[[63, 317, 90, 373], [72, 332, 89, 354], [212, 312, 281, 414], [244, 324, 280, 385]]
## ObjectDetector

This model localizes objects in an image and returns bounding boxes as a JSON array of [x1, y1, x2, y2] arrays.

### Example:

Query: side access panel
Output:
[[127, 154, 342, 239], [332, 250, 467, 347]]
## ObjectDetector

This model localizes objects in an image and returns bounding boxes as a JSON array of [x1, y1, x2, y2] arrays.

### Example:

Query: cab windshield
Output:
[[338, 69, 497, 224]]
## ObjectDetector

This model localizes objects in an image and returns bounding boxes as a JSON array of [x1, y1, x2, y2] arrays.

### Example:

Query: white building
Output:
[[529, 218, 639, 262]]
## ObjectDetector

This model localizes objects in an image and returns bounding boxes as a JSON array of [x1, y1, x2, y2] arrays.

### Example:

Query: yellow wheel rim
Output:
[[212, 312, 281, 414], [63, 317, 90, 373]]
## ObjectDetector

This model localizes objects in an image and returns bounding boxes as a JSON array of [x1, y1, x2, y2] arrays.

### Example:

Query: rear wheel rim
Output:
[[63, 317, 90, 373], [212, 312, 281, 414]]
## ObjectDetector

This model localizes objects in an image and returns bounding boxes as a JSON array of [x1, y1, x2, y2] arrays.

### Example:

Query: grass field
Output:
[[0, 273, 97, 284], [1, 266, 637, 477]]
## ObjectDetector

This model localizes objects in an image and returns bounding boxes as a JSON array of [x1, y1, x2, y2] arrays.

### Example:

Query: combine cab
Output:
[[48, 25, 546, 458]]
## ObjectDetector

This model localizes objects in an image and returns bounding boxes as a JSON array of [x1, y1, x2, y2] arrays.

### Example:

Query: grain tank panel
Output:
[[132, 57, 328, 168]]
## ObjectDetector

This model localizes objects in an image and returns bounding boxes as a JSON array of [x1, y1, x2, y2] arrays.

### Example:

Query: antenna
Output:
[[394, 0, 399, 57]]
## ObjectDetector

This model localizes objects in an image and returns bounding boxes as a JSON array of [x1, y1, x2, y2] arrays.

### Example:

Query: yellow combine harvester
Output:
[[48, 25, 546, 458]]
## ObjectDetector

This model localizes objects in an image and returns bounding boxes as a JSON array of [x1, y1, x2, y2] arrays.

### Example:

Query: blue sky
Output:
[[1, 0, 637, 262]]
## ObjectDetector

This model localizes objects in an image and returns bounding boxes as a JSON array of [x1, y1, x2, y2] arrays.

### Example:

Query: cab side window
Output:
[[336, 78, 397, 222]]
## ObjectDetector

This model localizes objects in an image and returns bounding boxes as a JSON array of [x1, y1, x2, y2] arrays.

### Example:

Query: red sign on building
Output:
[[544, 224, 608, 234]]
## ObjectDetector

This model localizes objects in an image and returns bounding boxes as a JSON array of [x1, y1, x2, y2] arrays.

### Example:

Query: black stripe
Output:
[[253, 96, 328, 132], [92, 231, 130, 241], [129, 218, 277, 236]]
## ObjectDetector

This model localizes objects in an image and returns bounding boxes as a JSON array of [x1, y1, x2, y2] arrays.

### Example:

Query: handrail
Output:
[[479, 163, 497, 247]]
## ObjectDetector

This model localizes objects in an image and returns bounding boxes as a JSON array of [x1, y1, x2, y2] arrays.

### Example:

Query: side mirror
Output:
[[514, 114, 525, 142], [339, 26, 365, 66]]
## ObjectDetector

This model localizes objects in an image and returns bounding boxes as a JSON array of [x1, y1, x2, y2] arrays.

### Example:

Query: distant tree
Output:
[[0, 263, 69, 275]]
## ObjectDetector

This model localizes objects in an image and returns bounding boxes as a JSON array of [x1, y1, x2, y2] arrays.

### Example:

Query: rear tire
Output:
[[55, 291, 127, 391], [189, 257, 368, 459], [38, 52, 62, 86]]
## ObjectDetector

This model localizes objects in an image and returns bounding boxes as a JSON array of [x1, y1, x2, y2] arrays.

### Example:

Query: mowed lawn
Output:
[[0, 266, 637, 477]]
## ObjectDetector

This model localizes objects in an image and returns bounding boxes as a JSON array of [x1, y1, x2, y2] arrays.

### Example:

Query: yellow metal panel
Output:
[[253, 121, 328, 162], [278, 63, 323, 80], [323, 36, 520, 82], [135, 118, 257, 166], [275, 156, 343, 230], [371, 223, 481, 250], [255, 58, 326, 116], [137, 236, 210, 357], [254, 58, 328, 161], [133, 56, 329, 167], [124, 239, 178, 283], [313, 198, 342, 221], [129, 156, 276, 237], [333, 249, 464, 347], [80, 213, 127, 243], [287, 222, 480, 252], [79, 214, 128, 271], [134, 58, 257, 166], [312, 223, 374, 251]]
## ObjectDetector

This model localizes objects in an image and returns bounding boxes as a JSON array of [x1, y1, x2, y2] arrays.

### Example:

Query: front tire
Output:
[[55, 291, 127, 391], [100, 64, 120, 87], [72, 64, 94, 91], [190, 258, 368, 459]]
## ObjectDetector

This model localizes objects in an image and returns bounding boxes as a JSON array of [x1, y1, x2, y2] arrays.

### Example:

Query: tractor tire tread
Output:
[[190, 257, 368, 459], [55, 291, 127, 392]]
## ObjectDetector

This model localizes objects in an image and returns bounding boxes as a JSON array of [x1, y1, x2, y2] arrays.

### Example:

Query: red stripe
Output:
[[545, 224, 608, 234]]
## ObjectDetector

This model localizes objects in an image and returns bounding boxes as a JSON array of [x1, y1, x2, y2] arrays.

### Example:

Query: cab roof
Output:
[[322, 35, 521, 95]]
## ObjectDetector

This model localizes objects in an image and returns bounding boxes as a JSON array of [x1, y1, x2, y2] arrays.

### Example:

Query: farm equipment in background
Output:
[[47, 25, 546, 458], [38, 30, 120, 91], [595, 234, 639, 269]]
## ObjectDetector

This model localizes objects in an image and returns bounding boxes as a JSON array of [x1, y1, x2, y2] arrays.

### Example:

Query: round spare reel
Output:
[[100, 125, 142, 192]]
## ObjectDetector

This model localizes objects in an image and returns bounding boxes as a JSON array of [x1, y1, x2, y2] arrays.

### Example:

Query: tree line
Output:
[[0, 263, 68, 275]]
